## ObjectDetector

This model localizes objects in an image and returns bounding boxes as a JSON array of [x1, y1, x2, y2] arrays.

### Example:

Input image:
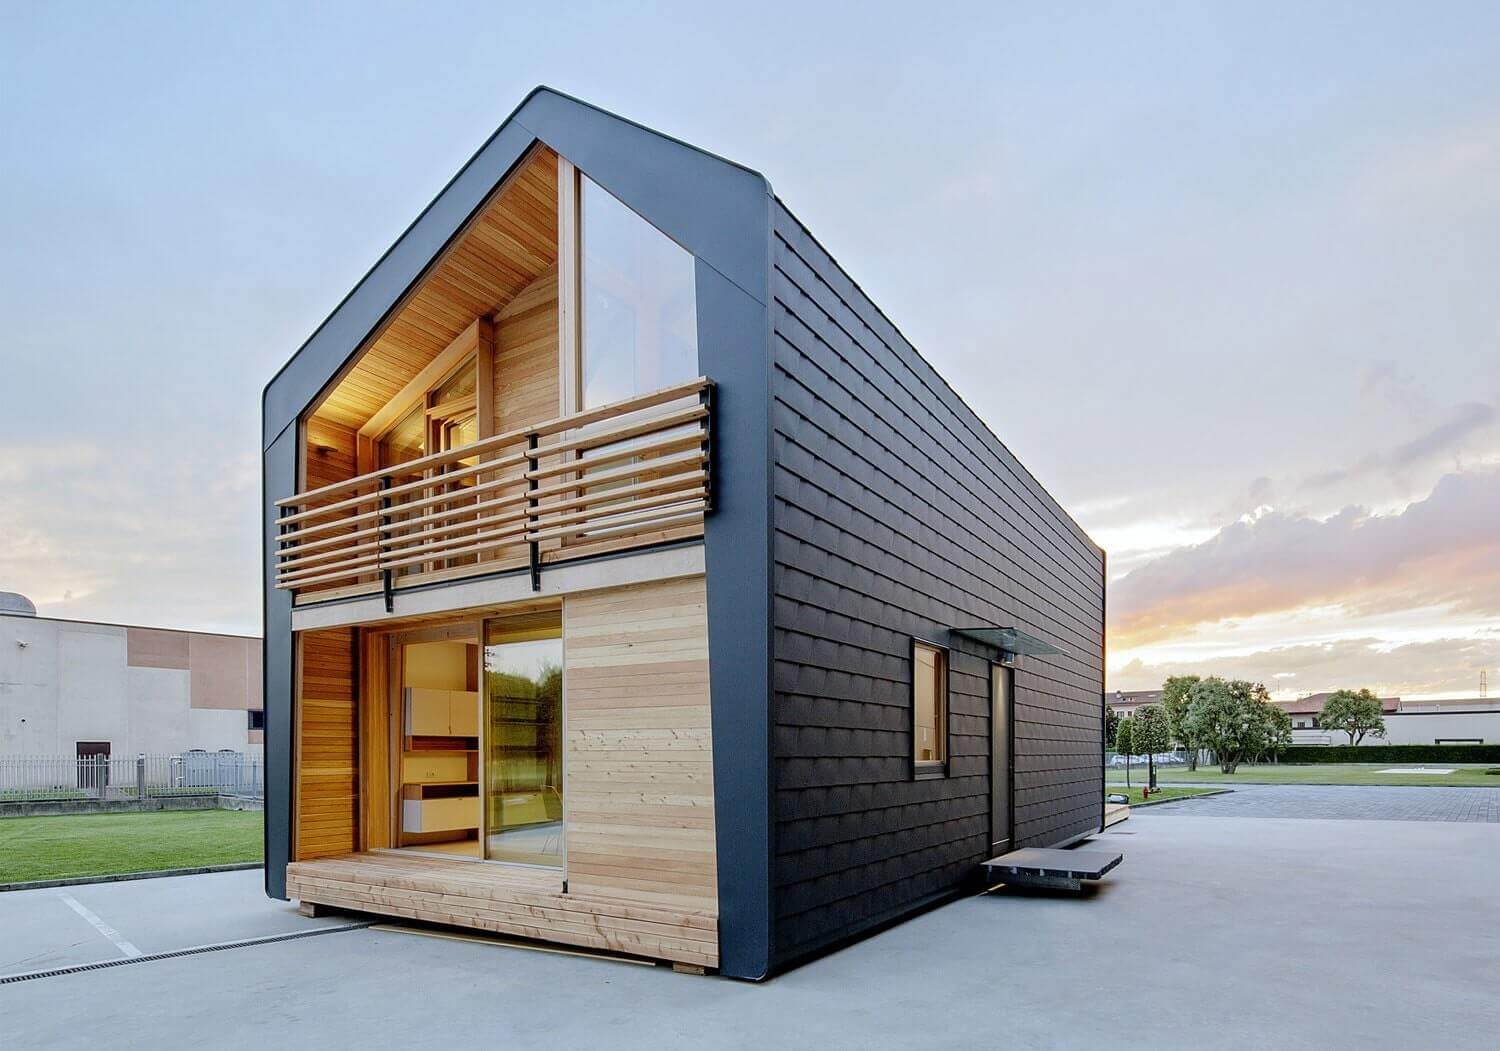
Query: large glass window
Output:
[[580, 176, 698, 408], [483, 613, 563, 867], [379, 402, 426, 469], [913, 641, 948, 774]]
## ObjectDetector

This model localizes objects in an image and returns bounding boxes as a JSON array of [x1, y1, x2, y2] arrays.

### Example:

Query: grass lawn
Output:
[[1106, 786, 1221, 806], [1106, 763, 1500, 788], [0, 810, 264, 884]]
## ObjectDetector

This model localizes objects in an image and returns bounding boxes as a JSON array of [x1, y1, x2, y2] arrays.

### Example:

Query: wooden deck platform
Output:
[[981, 846, 1124, 891], [286, 852, 718, 968]]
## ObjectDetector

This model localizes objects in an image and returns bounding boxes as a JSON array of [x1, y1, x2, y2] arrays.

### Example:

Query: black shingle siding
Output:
[[769, 200, 1106, 968]]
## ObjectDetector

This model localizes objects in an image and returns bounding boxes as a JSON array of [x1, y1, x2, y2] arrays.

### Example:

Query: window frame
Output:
[[910, 637, 951, 781], [563, 167, 701, 416]]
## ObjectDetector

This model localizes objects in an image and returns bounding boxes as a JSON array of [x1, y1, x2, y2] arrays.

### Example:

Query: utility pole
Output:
[[1481, 670, 1488, 699]]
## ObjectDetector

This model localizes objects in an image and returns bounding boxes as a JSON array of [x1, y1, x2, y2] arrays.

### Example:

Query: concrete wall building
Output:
[[1291, 695, 1500, 746], [0, 593, 263, 759]]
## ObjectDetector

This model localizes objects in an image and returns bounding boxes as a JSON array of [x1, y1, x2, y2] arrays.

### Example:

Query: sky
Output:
[[1, 2, 1496, 698]]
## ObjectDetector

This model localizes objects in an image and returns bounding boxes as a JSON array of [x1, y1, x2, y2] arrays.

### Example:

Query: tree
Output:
[[1114, 717, 1135, 787], [1133, 704, 1172, 789], [1318, 688, 1387, 745], [1180, 678, 1285, 773], [1105, 705, 1121, 754], [1182, 678, 1252, 773], [1261, 703, 1292, 762], [1232, 679, 1272, 759], [1160, 675, 1202, 770]]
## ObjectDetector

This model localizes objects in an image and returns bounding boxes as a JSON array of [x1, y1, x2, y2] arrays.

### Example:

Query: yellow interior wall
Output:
[[402, 641, 470, 690]]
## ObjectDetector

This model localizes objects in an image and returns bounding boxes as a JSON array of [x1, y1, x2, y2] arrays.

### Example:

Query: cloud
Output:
[[1110, 468, 1500, 647], [1112, 633, 1500, 698], [0, 438, 260, 634], [1357, 119, 1500, 219], [1303, 402, 1495, 489]]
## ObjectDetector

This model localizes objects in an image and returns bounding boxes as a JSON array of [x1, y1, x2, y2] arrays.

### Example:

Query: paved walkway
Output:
[[0, 868, 350, 978], [1148, 783, 1500, 822], [4, 815, 1499, 1048]]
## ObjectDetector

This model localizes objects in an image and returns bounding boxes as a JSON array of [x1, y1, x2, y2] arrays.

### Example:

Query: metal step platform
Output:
[[982, 847, 1123, 891]]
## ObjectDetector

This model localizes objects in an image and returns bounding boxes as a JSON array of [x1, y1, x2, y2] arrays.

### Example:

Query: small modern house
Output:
[[262, 88, 1106, 979]]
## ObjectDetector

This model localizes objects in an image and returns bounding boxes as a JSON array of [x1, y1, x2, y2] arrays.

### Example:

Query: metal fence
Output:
[[0, 752, 264, 802]]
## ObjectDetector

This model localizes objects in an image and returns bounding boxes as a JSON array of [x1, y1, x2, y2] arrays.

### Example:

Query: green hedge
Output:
[[1283, 744, 1500, 764]]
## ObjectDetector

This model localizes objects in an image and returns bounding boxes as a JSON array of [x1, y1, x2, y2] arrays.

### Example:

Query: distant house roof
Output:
[[1277, 692, 1400, 715], [1105, 690, 1161, 710]]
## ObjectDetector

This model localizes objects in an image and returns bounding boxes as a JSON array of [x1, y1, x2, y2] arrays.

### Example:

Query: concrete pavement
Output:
[[1147, 783, 1500, 821], [0, 868, 351, 977], [4, 813, 1497, 1048]]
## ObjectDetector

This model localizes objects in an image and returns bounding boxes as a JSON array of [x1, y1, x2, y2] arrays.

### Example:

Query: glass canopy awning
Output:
[[951, 626, 1067, 658]]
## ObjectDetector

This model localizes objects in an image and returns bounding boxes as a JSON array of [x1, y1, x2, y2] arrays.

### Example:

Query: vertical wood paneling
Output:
[[296, 627, 357, 860], [563, 576, 718, 915], [358, 630, 391, 850]]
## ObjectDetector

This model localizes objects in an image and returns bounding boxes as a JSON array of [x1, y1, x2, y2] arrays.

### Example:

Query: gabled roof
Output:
[[262, 87, 772, 450], [1278, 692, 1400, 715]]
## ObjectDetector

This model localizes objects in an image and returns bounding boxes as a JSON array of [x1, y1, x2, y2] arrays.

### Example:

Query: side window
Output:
[[579, 175, 698, 409], [912, 641, 948, 776]]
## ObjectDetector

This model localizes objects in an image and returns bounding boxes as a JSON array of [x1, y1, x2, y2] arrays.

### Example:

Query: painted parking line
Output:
[[57, 892, 142, 959]]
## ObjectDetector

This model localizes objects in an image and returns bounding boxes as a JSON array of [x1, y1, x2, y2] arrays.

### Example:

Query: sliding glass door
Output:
[[482, 612, 564, 867]]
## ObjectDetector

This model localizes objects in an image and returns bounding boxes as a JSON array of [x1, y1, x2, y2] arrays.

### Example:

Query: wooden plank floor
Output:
[[286, 852, 718, 967]]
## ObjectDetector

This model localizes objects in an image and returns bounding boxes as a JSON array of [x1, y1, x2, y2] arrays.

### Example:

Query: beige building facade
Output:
[[0, 596, 262, 759]]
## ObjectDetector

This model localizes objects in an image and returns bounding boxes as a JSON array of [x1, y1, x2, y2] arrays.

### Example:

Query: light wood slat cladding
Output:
[[296, 628, 357, 860], [305, 416, 357, 490], [286, 851, 717, 966], [315, 146, 559, 430], [494, 264, 560, 431], [301, 417, 360, 595], [563, 576, 718, 915]]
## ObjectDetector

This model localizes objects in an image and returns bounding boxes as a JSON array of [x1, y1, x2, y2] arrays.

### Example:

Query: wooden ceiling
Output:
[[313, 145, 559, 430]]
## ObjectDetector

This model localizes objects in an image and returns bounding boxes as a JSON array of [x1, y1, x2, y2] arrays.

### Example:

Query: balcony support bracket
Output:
[[380, 477, 395, 613], [527, 432, 541, 592]]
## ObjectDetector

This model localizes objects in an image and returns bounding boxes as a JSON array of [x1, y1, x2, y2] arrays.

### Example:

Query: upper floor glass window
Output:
[[580, 176, 698, 409]]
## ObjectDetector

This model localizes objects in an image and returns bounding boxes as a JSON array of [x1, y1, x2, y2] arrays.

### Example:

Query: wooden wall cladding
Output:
[[494, 263, 560, 431], [286, 851, 717, 967], [296, 627, 358, 860], [304, 416, 357, 491], [313, 146, 559, 431], [563, 576, 718, 916]]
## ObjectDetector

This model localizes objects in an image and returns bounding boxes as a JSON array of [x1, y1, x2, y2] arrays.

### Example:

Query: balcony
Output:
[[275, 378, 713, 602]]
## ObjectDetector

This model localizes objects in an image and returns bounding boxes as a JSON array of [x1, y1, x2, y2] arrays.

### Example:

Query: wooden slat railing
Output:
[[276, 378, 713, 598]]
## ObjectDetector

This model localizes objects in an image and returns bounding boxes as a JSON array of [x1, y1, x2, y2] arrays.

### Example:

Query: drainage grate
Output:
[[0, 920, 373, 985]]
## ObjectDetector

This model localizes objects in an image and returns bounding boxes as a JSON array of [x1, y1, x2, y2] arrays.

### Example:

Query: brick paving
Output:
[[1147, 783, 1500, 822]]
